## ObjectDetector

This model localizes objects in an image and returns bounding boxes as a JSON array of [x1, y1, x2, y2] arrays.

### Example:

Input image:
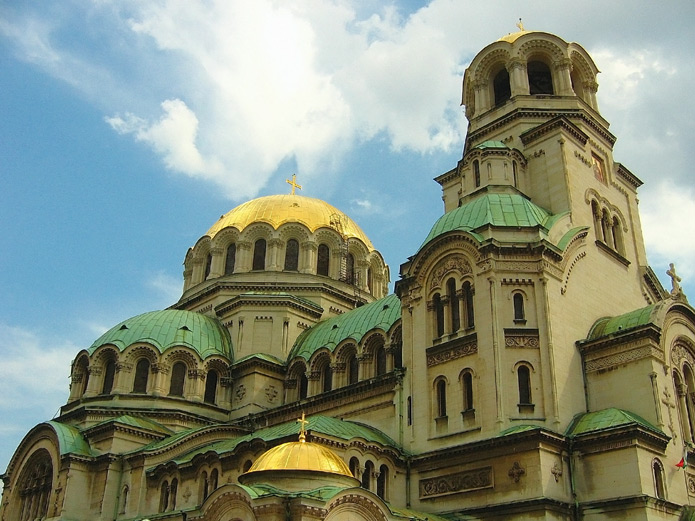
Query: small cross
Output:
[[516, 18, 524, 32], [297, 412, 308, 442], [286, 174, 302, 195], [667, 263, 683, 297]]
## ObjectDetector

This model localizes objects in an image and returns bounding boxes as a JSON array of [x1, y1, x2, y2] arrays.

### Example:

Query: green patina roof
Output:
[[46, 421, 92, 457], [89, 309, 233, 360], [586, 304, 657, 341], [289, 294, 401, 360], [419, 193, 555, 251], [391, 507, 451, 521], [566, 408, 664, 437], [473, 140, 508, 150], [497, 424, 540, 437], [237, 291, 323, 312], [235, 352, 286, 366], [91, 415, 174, 436], [242, 483, 346, 501], [172, 415, 403, 466]]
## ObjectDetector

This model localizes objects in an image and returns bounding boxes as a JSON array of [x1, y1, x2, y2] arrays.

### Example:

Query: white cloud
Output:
[[147, 270, 183, 306], [640, 181, 695, 289]]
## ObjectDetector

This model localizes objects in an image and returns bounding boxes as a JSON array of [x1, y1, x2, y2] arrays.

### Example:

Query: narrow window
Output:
[[284, 239, 299, 271], [433, 293, 444, 337], [252, 239, 266, 270], [474, 160, 481, 188], [518, 365, 532, 405], [436, 379, 447, 418], [102, 360, 116, 394], [347, 353, 358, 385], [322, 362, 332, 393], [493, 67, 511, 105], [463, 282, 475, 328], [393, 344, 402, 369], [463, 371, 474, 411], [210, 468, 218, 491], [591, 200, 603, 241], [592, 154, 605, 183], [612, 216, 624, 253], [204, 253, 212, 279], [200, 471, 209, 501], [653, 460, 666, 499], [169, 362, 186, 397], [299, 372, 308, 400], [377, 465, 388, 500], [367, 268, 373, 292], [120, 485, 129, 514], [345, 253, 355, 284], [349, 457, 359, 478], [317, 244, 330, 276], [513, 160, 518, 187], [204, 370, 218, 404], [528, 60, 553, 95], [362, 461, 374, 490], [375, 346, 386, 376], [513, 293, 525, 321], [132, 358, 150, 393], [224, 243, 236, 275], [169, 478, 178, 510], [243, 460, 253, 473], [159, 481, 169, 513], [447, 278, 460, 332], [407, 396, 412, 425]]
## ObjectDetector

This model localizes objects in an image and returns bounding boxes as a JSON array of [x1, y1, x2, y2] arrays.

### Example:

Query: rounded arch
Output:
[[70, 352, 90, 400], [9, 448, 55, 521], [286, 359, 309, 401], [325, 490, 389, 521]]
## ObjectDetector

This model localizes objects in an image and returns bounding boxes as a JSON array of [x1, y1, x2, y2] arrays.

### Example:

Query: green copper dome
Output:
[[89, 309, 232, 360], [419, 192, 556, 251]]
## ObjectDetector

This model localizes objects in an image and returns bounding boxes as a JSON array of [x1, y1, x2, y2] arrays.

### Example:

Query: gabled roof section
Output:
[[89, 309, 233, 361], [88, 415, 173, 436], [170, 414, 403, 467], [418, 192, 555, 251], [289, 294, 401, 360], [473, 140, 508, 150], [566, 408, 664, 438]]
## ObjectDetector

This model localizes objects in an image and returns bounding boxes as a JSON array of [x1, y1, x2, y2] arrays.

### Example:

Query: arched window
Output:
[[513, 160, 518, 187], [169, 478, 178, 510], [204, 369, 218, 404], [682, 365, 695, 443], [436, 378, 447, 418], [377, 464, 388, 500], [252, 239, 266, 270], [462, 371, 474, 411], [518, 365, 532, 405], [591, 200, 603, 241], [322, 362, 332, 393], [345, 253, 355, 284], [132, 358, 150, 393], [673, 371, 693, 442], [513, 293, 525, 322], [433, 293, 444, 337], [210, 468, 218, 492], [169, 362, 186, 397], [612, 216, 624, 254], [200, 471, 209, 501], [120, 485, 129, 514], [347, 352, 359, 385], [224, 243, 236, 275], [653, 459, 666, 499], [102, 359, 116, 394], [367, 268, 373, 292], [447, 278, 460, 332], [473, 160, 481, 188], [299, 371, 308, 400], [317, 244, 330, 276], [601, 209, 611, 245], [528, 60, 553, 94], [243, 460, 253, 472], [204, 253, 212, 279], [375, 345, 387, 376], [362, 460, 374, 490], [284, 239, 299, 271], [349, 457, 360, 478], [159, 481, 169, 513], [463, 282, 475, 328], [493, 67, 511, 105], [17, 449, 53, 521], [74, 356, 89, 399]]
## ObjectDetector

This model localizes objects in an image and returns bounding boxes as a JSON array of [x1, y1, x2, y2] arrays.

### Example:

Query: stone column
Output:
[[474, 79, 490, 113], [207, 247, 224, 278], [268, 238, 283, 271], [302, 242, 317, 274], [236, 241, 253, 272], [553, 58, 574, 95], [508, 59, 529, 96]]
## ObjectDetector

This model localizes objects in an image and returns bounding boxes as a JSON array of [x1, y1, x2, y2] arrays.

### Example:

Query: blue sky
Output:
[[1, 1, 694, 479]]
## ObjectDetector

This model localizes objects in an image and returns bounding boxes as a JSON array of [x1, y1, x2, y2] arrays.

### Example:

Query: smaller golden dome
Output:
[[205, 194, 375, 251], [244, 440, 353, 477], [498, 30, 530, 43]]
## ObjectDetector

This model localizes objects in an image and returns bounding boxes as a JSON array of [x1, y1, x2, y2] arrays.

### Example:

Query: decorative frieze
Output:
[[419, 467, 492, 498], [504, 329, 540, 349], [426, 334, 478, 367], [508, 461, 525, 483], [584, 346, 661, 373]]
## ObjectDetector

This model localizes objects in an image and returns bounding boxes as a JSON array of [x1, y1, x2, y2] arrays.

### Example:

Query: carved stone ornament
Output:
[[505, 332, 540, 349], [419, 467, 493, 498], [235, 385, 246, 401], [551, 462, 563, 482], [427, 340, 478, 367], [429, 255, 473, 291], [508, 461, 525, 483], [265, 385, 278, 403], [688, 474, 695, 496]]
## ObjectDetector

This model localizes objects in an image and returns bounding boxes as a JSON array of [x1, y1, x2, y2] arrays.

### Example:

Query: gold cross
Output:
[[516, 18, 524, 32], [286, 174, 302, 195], [297, 412, 308, 442]]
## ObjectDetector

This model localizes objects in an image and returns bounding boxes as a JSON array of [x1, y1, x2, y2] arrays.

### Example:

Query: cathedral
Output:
[[3, 28, 695, 521]]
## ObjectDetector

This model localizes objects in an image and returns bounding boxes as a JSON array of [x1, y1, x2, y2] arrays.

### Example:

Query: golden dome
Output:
[[244, 440, 353, 477], [205, 194, 375, 250], [498, 30, 530, 43]]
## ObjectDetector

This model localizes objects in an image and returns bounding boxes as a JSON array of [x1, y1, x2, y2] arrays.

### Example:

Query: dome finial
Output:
[[286, 173, 302, 195], [516, 18, 525, 32], [297, 412, 308, 442]]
